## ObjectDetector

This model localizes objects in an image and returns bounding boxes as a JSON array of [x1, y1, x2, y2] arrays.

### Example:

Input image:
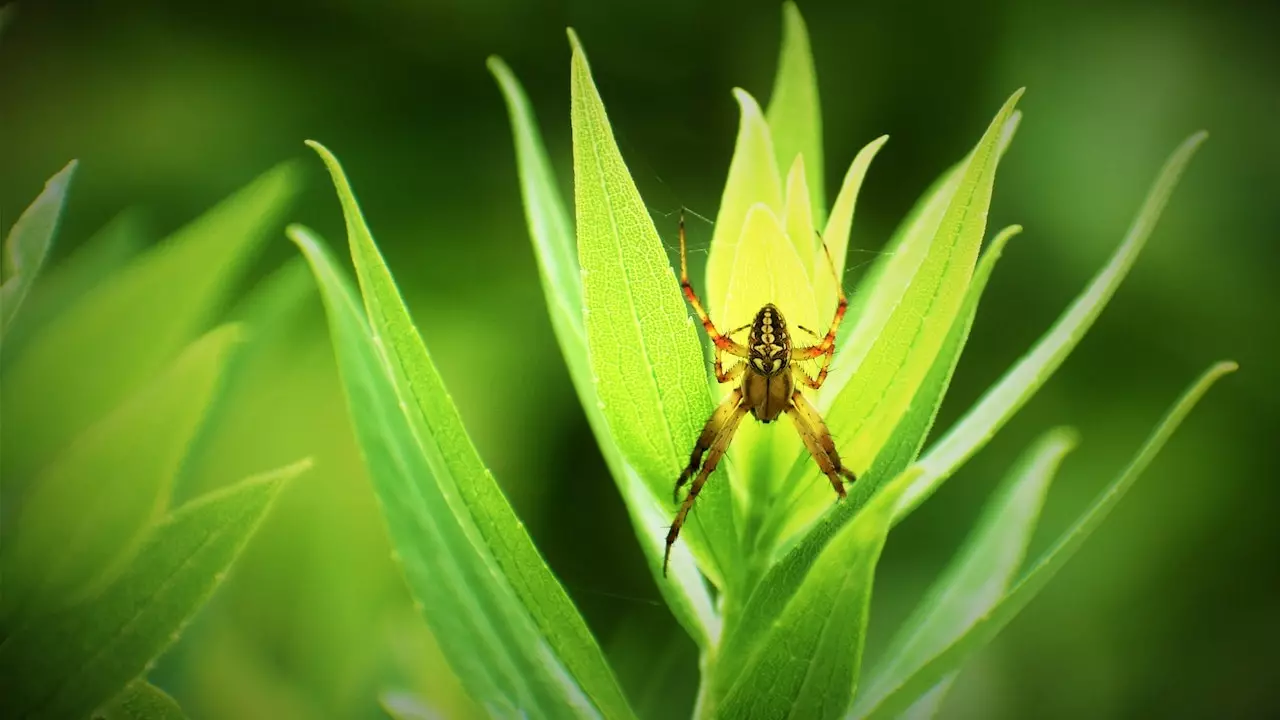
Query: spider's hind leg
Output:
[[665, 395, 749, 576], [673, 389, 743, 503], [786, 392, 857, 498]]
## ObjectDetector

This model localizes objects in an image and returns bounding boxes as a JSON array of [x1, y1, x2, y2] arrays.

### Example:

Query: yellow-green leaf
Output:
[[816, 135, 888, 327], [765, 1, 824, 223], [706, 89, 784, 317]]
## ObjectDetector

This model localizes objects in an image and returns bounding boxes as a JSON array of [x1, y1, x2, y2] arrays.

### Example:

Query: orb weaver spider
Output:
[[664, 212, 857, 576]]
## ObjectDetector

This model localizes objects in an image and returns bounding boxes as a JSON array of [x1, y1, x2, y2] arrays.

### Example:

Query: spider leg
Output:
[[680, 211, 749, 358], [664, 397, 749, 576], [794, 324, 823, 341], [791, 240, 848, 363], [672, 389, 742, 503], [786, 391, 857, 498], [793, 359, 830, 391], [715, 359, 746, 384]]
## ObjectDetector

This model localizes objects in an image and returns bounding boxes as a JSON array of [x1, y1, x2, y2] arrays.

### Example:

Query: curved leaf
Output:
[[1, 325, 243, 624], [854, 427, 1077, 718], [289, 225, 599, 719], [0, 460, 306, 720], [1, 162, 300, 489], [857, 362, 1236, 719], [488, 56, 717, 644], [96, 681, 188, 720], [1, 159, 77, 334], [569, 31, 741, 589], [307, 140, 635, 720], [815, 135, 888, 330]]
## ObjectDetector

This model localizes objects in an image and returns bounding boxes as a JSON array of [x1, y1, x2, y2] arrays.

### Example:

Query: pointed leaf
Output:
[[857, 363, 1236, 719], [1, 324, 243, 623], [766, 1, 824, 223], [489, 56, 718, 646], [0, 460, 306, 720], [714, 468, 923, 719], [854, 427, 1077, 717], [569, 31, 741, 588], [289, 225, 599, 718], [824, 113, 1019, 404], [782, 155, 816, 277], [308, 140, 635, 720], [816, 136, 888, 328], [706, 89, 784, 316], [1, 159, 77, 333], [1, 162, 300, 489], [895, 131, 1208, 521], [822, 90, 1021, 477], [3, 209, 146, 359], [95, 681, 188, 720]]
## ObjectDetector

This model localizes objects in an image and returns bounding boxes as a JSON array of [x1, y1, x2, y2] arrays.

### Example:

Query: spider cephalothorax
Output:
[[665, 213, 858, 575]]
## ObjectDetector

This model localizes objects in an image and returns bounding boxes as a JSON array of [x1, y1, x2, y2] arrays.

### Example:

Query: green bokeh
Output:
[[2, 1, 1275, 718]]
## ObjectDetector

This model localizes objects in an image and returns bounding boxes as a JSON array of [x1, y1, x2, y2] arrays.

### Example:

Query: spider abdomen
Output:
[[747, 303, 791, 376]]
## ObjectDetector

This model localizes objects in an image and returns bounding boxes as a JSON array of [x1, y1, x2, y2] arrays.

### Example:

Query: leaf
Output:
[[823, 112, 1020, 404], [714, 468, 924, 720], [718, 222, 1021, 689], [569, 30, 742, 589], [0, 460, 307, 720], [853, 427, 1077, 718], [306, 139, 635, 720], [766, 1, 824, 224], [781, 155, 816, 278], [1, 159, 77, 334], [815, 135, 889, 335], [2, 209, 147, 360], [489, 56, 718, 646], [0, 162, 301, 490], [821, 90, 1022, 476], [95, 681, 188, 720], [894, 131, 1209, 522], [289, 225, 600, 719], [706, 88, 785, 317], [856, 362, 1237, 719], [1, 324, 243, 624]]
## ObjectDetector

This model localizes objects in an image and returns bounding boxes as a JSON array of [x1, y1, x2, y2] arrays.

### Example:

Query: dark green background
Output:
[[2, 1, 1276, 718]]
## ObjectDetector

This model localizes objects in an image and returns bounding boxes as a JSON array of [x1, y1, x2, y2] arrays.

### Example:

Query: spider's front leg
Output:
[[665, 391, 748, 576], [679, 211, 749, 360]]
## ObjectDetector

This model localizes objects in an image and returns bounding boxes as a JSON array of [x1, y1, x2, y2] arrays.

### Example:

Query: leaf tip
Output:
[[485, 54, 509, 79], [566, 26, 584, 56]]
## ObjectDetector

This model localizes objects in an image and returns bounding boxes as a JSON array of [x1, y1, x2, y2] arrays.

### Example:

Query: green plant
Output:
[[293, 4, 1233, 718], [0, 159, 311, 719]]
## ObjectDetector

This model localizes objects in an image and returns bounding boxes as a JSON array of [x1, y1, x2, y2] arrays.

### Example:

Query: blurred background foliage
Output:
[[1, 0, 1276, 718]]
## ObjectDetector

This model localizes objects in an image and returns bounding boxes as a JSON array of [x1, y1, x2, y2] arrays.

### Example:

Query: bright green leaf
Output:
[[0, 162, 301, 490], [858, 362, 1236, 719], [95, 681, 188, 720], [714, 468, 923, 719], [1, 159, 77, 334], [854, 427, 1077, 718], [306, 139, 636, 720], [1, 324, 243, 624], [289, 224, 599, 718], [0, 459, 306, 720], [894, 131, 1208, 522], [816, 135, 888, 328], [822, 90, 1022, 477], [490, 55, 718, 648], [765, 1, 824, 223], [569, 30, 742, 589], [706, 88, 785, 317]]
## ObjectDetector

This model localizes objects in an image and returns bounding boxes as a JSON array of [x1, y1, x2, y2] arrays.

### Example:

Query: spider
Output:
[[664, 212, 857, 576]]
